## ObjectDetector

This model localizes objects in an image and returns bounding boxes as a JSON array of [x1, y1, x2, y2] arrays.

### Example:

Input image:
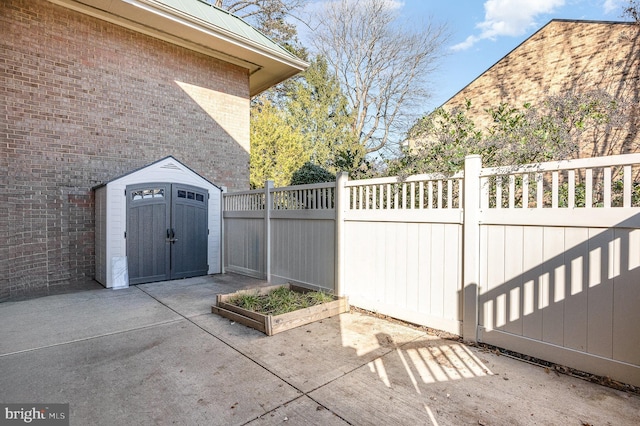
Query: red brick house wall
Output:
[[443, 20, 640, 158], [0, 0, 251, 300]]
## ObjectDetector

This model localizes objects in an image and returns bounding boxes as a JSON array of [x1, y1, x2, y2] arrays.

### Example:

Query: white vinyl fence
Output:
[[341, 171, 465, 335], [473, 154, 640, 387], [223, 153, 640, 387]]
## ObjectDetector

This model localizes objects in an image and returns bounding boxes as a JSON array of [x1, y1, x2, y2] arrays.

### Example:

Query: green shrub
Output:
[[290, 162, 335, 186]]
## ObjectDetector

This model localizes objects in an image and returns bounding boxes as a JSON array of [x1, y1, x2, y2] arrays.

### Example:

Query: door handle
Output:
[[166, 229, 178, 243]]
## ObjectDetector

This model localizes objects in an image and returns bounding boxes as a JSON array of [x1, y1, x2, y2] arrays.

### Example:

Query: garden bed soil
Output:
[[211, 284, 349, 336]]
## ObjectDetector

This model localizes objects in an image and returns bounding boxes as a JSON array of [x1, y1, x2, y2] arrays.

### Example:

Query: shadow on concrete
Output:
[[1, 272, 638, 425]]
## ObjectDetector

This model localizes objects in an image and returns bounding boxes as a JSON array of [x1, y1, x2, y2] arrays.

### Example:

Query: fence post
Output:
[[335, 172, 348, 296], [463, 155, 482, 342], [220, 186, 227, 274], [265, 180, 274, 283]]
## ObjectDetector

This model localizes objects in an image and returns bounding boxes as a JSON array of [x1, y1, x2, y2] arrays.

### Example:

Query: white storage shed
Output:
[[94, 156, 223, 288]]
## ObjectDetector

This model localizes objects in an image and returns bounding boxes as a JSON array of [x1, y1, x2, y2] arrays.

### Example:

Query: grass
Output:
[[228, 286, 335, 316]]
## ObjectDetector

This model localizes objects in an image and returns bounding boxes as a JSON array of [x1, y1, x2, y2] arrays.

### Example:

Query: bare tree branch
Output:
[[311, 0, 448, 155], [622, 0, 640, 22], [208, 0, 309, 48]]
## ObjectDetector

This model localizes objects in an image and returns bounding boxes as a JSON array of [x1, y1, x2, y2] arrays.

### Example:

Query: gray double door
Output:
[[126, 182, 208, 285]]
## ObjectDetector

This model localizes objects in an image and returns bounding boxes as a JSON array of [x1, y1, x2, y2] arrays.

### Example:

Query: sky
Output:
[[303, 0, 632, 114]]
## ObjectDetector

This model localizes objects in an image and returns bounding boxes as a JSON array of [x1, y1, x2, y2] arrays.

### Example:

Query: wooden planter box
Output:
[[211, 284, 349, 336]]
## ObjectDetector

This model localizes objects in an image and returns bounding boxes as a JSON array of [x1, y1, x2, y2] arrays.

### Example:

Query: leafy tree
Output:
[[249, 101, 309, 188], [389, 100, 482, 176], [251, 54, 379, 180], [542, 89, 634, 158], [396, 90, 631, 176], [310, 0, 449, 157], [481, 102, 570, 166], [290, 162, 335, 185], [332, 145, 379, 180], [283, 56, 358, 172]]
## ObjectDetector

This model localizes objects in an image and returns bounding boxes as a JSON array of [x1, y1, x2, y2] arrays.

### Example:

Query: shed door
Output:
[[170, 184, 209, 279], [126, 183, 208, 284]]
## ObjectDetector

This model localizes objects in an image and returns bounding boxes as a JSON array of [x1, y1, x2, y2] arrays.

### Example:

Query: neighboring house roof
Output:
[[48, 0, 309, 96], [442, 19, 639, 113]]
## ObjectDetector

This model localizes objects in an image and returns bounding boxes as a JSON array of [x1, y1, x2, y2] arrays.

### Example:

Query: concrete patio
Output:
[[1, 273, 638, 425]]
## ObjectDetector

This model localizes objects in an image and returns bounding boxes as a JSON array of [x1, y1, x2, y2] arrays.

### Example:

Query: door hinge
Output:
[[207, 229, 210, 235], [124, 231, 126, 238], [124, 189, 126, 196]]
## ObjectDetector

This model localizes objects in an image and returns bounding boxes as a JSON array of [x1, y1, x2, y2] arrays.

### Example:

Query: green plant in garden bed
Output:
[[228, 286, 335, 316]]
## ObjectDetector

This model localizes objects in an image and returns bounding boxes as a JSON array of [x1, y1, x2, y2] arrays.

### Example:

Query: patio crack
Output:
[[0, 318, 185, 358]]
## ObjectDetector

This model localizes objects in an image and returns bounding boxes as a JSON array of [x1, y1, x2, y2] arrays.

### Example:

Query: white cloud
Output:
[[452, 34, 481, 51], [602, 0, 623, 14], [383, 0, 404, 11], [451, 0, 565, 51]]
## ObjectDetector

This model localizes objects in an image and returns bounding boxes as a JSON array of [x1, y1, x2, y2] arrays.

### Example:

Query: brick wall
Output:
[[443, 20, 640, 157], [0, 0, 251, 300]]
